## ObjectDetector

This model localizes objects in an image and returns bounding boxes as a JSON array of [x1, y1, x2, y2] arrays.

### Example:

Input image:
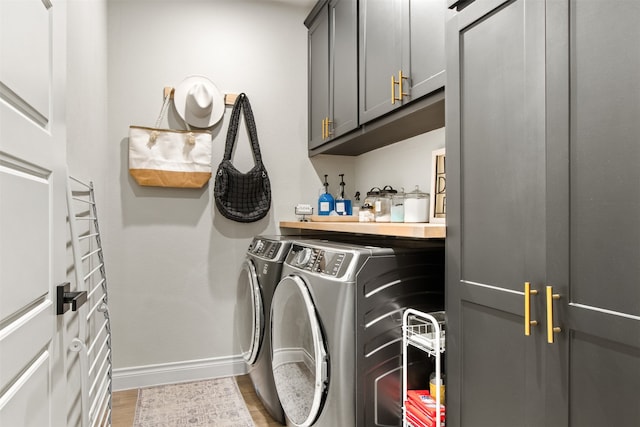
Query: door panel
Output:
[[545, 0, 640, 425], [0, 0, 50, 122], [461, 301, 533, 427], [329, 0, 357, 139], [0, 352, 50, 427], [359, 0, 403, 123], [447, 0, 546, 426], [0, 301, 52, 389], [569, 0, 640, 317], [459, 0, 545, 294], [407, 0, 446, 100], [569, 332, 640, 426], [308, 7, 329, 150], [0, 0, 66, 425], [0, 167, 50, 318]]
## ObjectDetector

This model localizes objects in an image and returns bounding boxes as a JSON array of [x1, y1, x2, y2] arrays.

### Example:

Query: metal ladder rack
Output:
[[402, 309, 445, 427], [66, 175, 112, 427]]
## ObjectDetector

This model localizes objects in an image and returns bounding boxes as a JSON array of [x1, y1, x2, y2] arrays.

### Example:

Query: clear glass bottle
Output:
[[375, 185, 396, 222], [404, 185, 430, 223], [359, 203, 375, 222], [390, 188, 405, 222]]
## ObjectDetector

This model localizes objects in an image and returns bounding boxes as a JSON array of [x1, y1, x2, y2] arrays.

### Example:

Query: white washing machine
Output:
[[235, 235, 296, 425], [270, 239, 444, 427]]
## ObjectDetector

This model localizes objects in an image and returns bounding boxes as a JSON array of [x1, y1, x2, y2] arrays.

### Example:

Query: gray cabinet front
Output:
[[446, 0, 547, 425], [307, 0, 357, 150], [446, 0, 640, 426], [329, 0, 358, 140], [308, 8, 330, 149], [546, 0, 640, 425], [359, 0, 445, 124]]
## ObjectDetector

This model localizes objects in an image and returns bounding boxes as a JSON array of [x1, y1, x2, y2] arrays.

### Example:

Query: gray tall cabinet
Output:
[[446, 0, 640, 426]]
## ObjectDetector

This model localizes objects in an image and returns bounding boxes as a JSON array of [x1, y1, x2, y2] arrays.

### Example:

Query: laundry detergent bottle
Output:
[[334, 174, 352, 216], [318, 174, 335, 216]]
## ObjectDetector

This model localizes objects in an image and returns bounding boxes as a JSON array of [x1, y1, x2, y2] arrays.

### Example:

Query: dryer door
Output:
[[236, 259, 264, 365], [271, 275, 328, 427]]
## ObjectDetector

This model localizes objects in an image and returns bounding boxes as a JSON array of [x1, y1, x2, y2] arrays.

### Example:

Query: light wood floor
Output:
[[111, 375, 283, 427]]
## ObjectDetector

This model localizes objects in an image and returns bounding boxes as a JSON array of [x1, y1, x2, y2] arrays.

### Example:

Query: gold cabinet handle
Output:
[[398, 70, 409, 101], [546, 286, 561, 343], [326, 118, 333, 138], [321, 118, 326, 139], [391, 75, 400, 104], [524, 282, 538, 336]]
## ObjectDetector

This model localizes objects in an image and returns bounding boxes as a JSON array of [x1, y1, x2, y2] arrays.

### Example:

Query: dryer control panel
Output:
[[287, 244, 348, 277]]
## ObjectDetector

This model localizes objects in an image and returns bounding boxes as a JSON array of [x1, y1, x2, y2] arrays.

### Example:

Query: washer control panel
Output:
[[249, 239, 281, 260], [287, 244, 347, 277]]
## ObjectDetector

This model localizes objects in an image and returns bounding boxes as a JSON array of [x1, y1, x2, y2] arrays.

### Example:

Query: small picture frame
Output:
[[430, 148, 446, 224]]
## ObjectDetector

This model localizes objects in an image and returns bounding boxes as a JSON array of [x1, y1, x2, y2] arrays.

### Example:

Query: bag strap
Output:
[[223, 93, 263, 165], [154, 93, 172, 128], [154, 91, 193, 131]]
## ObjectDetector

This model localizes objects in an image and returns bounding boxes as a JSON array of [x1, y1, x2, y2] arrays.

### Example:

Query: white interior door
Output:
[[0, 0, 67, 426]]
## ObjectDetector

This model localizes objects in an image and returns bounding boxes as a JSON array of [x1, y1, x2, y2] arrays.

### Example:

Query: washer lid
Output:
[[271, 275, 328, 427], [235, 260, 263, 365]]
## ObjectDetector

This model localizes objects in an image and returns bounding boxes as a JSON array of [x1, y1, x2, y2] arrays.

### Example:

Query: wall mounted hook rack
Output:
[[163, 86, 237, 106]]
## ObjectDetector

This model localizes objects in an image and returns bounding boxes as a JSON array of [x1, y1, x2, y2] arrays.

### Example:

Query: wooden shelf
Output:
[[279, 220, 445, 239]]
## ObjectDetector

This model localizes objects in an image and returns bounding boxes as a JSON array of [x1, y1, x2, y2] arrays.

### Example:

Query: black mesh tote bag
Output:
[[214, 93, 271, 222]]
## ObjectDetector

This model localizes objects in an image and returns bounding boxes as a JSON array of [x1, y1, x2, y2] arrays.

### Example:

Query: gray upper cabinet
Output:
[[446, 0, 640, 426], [306, 0, 358, 151], [305, 0, 446, 156], [308, 7, 330, 150], [359, 0, 446, 124]]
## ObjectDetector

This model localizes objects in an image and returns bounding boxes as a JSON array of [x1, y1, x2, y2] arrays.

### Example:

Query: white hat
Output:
[[173, 75, 224, 128]]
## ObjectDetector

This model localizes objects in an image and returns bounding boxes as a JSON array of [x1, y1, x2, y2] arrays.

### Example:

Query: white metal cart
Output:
[[402, 309, 445, 427]]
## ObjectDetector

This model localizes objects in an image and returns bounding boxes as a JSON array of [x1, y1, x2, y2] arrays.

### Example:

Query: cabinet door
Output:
[[360, 0, 446, 124], [308, 6, 330, 150], [406, 0, 446, 101], [359, 0, 403, 123], [329, 0, 358, 139], [545, 1, 640, 425], [445, 1, 547, 426]]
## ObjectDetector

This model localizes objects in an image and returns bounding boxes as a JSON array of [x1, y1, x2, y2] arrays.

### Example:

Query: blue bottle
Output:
[[334, 174, 352, 216], [318, 174, 335, 216]]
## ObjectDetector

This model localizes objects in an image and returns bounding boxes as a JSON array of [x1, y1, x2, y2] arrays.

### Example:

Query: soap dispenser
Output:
[[334, 174, 352, 216], [318, 174, 335, 216]]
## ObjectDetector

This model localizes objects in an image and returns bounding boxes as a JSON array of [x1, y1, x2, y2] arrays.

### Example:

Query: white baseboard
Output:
[[112, 355, 248, 391]]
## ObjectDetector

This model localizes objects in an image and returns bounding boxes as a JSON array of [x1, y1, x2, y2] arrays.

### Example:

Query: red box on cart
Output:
[[407, 390, 446, 419]]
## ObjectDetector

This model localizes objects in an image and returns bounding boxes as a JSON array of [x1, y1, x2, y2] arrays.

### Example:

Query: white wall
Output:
[[353, 127, 445, 201], [105, 0, 353, 388], [66, 1, 109, 424], [51, 0, 448, 390]]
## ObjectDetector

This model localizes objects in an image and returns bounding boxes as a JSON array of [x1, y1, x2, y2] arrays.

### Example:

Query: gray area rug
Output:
[[133, 377, 255, 427]]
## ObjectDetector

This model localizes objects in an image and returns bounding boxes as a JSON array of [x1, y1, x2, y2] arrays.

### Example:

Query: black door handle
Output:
[[56, 282, 88, 315]]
